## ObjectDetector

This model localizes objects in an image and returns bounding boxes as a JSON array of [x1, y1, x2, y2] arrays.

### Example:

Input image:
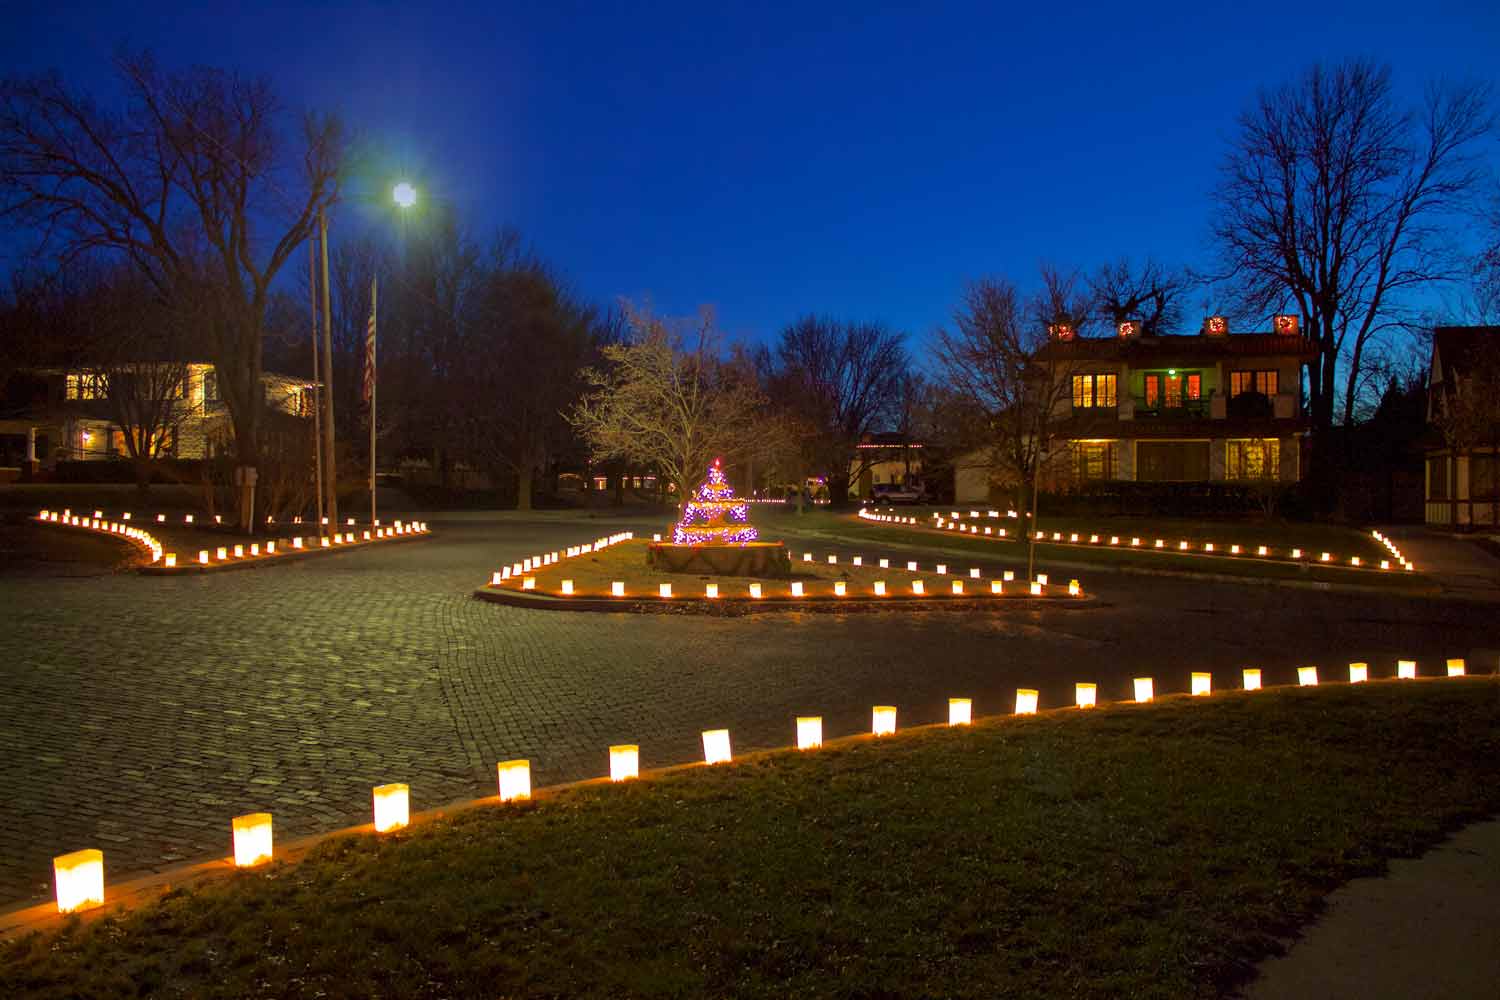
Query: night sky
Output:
[[6, 2, 1498, 344]]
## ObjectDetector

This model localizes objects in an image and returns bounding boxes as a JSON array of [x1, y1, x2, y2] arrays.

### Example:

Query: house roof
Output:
[[1431, 326, 1500, 380], [1038, 331, 1317, 365]]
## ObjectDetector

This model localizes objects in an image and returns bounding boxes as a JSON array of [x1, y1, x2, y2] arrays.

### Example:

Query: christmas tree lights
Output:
[[672, 460, 758, 545]]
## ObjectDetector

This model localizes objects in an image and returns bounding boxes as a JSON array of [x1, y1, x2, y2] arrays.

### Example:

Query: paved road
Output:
[[0, 513, 1493, 906]]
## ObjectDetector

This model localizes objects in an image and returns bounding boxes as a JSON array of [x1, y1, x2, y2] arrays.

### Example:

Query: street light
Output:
[[393, 181, 417, 209]]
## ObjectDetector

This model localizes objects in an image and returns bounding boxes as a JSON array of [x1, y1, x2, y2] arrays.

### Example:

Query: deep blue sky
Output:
[[6, 2, 1499, 345]]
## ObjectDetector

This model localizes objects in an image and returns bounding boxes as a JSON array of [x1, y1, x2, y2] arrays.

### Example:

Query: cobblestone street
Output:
[[0, 513, 1492, 906]]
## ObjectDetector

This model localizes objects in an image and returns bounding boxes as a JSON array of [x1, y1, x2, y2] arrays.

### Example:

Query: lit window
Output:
[[1164, 375, 1182, 408], [1096, 374, 1117, 408], [1144, 375, 1160, 407], [65, 372, 107, 400], [1072, 375, 1093, 408], [1072, 374, 1117, 409], [1075, 442, 1113, 480], [1226, 439, 1280, 480], [1186, 374, 1201, 401]]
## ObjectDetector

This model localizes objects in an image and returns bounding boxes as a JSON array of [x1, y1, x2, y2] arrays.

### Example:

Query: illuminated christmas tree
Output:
[[672, 460, 758, 545]]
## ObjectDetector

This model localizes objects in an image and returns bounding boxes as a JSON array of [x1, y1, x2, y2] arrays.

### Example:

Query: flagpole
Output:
[[309, 238, 324, 529], [369, 276, 378, 529]]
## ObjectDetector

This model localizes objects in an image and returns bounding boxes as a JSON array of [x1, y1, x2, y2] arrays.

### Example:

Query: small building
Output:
[[850, 432, 924, 498], [955, 315, 1315, 503], [1423, 325, 1500, 528]]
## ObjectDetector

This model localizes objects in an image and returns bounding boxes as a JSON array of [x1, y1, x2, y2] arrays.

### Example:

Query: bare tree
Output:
[[0, 54, 343, 529], [764, 316, 909, 505], [934, 275, 1080, 577], [1089, 258, 1189, 335], [571, 302, 769, 512], [1209, 60, 1491, 497]]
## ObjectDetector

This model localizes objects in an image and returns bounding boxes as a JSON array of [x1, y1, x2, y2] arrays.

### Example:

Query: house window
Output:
[[1164, 375, 1182, 408], [1071, 374, 1117, 409], [1144, 374, 1160, 407], [203, 370, 219, 402], [1072, 375, 1093, 408], [1137, 441, 1211, 481], [65, 372, 107, 400], [1428, 456, 1449, 500], [1230, 370, 1279, 397], [1186, 374, 1201, 401], [1226, 439, 1281, 481], [1074, 441, 1114, 481]]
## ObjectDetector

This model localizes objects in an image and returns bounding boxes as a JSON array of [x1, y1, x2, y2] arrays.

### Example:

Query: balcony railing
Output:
[[1131, 397, 1209, 419]]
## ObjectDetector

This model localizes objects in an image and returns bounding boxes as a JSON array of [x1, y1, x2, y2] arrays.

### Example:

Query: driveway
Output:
[[0, 512, 1492, 906]]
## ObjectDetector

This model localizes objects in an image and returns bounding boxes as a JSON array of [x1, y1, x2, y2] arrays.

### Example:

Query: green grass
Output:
[[5, 681, 1498, 999], [780, 509, 1424, 589]]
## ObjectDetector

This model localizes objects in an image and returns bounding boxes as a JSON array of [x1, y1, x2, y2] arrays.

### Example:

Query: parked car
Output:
[[871, 482, 929, 504]]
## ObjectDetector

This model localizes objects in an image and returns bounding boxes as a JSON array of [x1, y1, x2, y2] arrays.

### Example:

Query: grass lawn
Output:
[[495, 537, 1033, 599], [5, 680, 1497, 999], [788, 510, 1425, 589]]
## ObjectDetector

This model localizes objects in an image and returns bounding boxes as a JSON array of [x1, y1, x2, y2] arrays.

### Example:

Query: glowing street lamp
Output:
[[393, 181, 417, 208]]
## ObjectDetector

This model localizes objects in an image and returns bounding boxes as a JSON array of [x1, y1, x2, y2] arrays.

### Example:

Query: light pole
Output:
[[369, 180, 418, 528]]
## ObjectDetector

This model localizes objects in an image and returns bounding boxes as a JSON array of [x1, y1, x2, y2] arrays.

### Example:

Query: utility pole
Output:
[[319, 206, 338, 530], [309, 239, 324, 528]]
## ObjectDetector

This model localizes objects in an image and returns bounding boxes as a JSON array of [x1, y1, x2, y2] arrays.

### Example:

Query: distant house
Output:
[[0, 363, 313, 474], [850, 432, 924, 498], [955, 315, 1315, 503], [1424, 325, 1500, 528]]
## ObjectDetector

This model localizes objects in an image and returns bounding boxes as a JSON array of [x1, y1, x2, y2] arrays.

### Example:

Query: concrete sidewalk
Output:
[[1379, 525, 1500, 600], [1246, 817, 1500, 999]]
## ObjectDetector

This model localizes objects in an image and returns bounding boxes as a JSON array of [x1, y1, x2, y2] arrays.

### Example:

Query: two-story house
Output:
[[954, 315, 1314, 502], [0, 363, 314, 476]]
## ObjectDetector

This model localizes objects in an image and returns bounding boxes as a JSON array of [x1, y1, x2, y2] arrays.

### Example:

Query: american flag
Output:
[[362, 278, 377, 403]]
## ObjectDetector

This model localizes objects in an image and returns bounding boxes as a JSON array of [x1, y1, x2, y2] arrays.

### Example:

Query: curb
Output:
[[799, 525, 1440, 598], [471, 586, 1097, 614]]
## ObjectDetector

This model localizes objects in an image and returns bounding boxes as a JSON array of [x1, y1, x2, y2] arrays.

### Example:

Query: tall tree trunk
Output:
[[516, 464, 533, 511]]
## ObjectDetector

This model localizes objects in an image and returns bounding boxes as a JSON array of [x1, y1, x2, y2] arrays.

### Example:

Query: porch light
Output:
[[1134, 677, 1154, 702], [231, 813, 273, 867], [1349, 663, 1368, 683], [873, 706, 897, 735], [702, 729, 732, 764], [949, 698, 972, 725], [372, 783, 409, 833], [1243, 668, 1262, 690], [797, 717, 822, 749], [1191, 672, 1211, 696], [609, 745, 639, 781], [1015, 689, 1039, 715], [497, 760, 531, 801], [1298, 666, 1318, 686], [53, 849, 104, 913], [1075, 683, 1097, 708]]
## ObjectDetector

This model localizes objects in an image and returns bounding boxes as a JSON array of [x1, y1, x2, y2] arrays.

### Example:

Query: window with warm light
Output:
[[65, 371, 108, 400], [1071, 373, 1117, 408], [1225, 439, 1280, 481]]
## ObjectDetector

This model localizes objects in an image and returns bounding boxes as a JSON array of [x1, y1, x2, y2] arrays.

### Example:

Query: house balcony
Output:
[[1128, 396, 1211, 420]]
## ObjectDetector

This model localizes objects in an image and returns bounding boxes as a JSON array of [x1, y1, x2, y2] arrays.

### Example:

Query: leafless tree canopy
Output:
[[1209, 59, 1492, 482], [933, 276, 1077, 501], [764, 316, 909, 504], [571, 302, 770, 507], [0, 53, 343, 493], [1088, 258, 1189, 335]]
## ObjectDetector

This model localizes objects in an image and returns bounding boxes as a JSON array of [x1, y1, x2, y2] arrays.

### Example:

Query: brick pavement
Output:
[[0, 513, 1493, 907]]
